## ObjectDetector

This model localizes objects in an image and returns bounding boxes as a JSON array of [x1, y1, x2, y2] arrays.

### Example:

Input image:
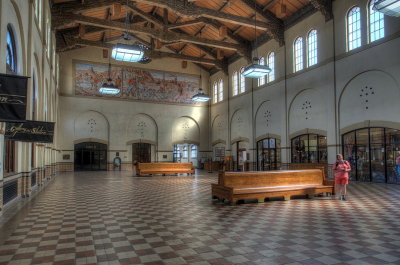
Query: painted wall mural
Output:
[[74, 62, 200, 104]]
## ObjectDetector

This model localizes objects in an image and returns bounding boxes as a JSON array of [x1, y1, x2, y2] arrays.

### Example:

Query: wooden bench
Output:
[[289, 163, 328, 179], [212, 169, 334, 204], [137, 162, 195, 176]]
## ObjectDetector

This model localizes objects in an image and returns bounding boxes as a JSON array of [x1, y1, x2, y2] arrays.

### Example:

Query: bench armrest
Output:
[[323, 179, 334, 186]]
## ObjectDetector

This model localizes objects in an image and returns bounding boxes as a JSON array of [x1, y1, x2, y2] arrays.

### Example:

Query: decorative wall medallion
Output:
[[301, 101, 312, 120], [360, 86, 375, 110], [182, 121, 190, 140], [136, 121, 147, 138], [263, 110, 271, 127], [87, 118, 96, 134]]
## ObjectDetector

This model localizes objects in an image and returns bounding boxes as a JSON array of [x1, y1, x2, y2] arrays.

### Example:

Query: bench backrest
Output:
[[221, 169, 324, 187], [289, 163, 327, 178], [138, 162, 193, 171]]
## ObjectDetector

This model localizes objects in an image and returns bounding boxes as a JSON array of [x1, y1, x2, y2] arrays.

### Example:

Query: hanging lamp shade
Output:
[[191, 88, 211, 102], [99, 78, 120, 95], [373, 0, 400, 17], [242, 57, 271, 78], [111, 43, 144, 62]]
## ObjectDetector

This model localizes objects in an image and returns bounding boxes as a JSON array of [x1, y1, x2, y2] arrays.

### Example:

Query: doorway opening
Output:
[[132, 143, 152, 163], [173, 143, 198, 167], [74, 142, 107, 171]]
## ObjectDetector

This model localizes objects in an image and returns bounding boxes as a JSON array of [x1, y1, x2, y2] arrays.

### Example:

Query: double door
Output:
[[132, 143, 151, 163], [74, 142, 107, 171]]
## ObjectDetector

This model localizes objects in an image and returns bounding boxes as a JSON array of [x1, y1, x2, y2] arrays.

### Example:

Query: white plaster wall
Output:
[[127, 114, 157, 143], [172, 117, 200, 145], [74, 111, 109, 143]]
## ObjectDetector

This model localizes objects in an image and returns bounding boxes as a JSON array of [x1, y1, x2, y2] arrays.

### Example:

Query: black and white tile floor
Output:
[[0, 170, 399, 265]]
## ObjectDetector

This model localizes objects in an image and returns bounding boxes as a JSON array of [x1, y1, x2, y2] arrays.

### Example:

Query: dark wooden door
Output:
[[132, 143, 151, 163]]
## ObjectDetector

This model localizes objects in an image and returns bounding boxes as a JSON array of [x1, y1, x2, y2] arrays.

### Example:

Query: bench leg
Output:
[[258, 198, 265, 203], [284, 195, 291, 201]]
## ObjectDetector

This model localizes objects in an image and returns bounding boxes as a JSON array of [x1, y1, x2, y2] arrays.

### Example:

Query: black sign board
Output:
[[0, 73, 29, 122], [5, 121, 55, 143]]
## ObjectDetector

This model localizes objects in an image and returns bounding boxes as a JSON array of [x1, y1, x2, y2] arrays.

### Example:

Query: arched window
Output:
[[183, 145, 188, 158], [191, 145, 197, 159], [257, 57, 266, 87], [218, 79, 224, 102], [232, 71, 239, 96], [240, 67, 245, 93], [307, 29, 318, 67], [347, 7, 361, 51], [294, 37, 303, 72], [213, 81, 218, 103], [267, 52, 275, 82], [369, 1, 384, 42], [291, 134, 327, 163], [6, 25, 17, 74]]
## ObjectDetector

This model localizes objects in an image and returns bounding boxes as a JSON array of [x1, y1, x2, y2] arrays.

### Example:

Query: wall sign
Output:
[[0, 73, 29, 122], [5, 121, 55, 143]]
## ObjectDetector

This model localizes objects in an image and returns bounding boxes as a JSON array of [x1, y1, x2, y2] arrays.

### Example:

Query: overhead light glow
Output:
[[242, 58, 271, 78], [374, 0, 400, 17], [191, 88, 210, 102], [99, 79, 120, 95], [111, 43, 144, 62]]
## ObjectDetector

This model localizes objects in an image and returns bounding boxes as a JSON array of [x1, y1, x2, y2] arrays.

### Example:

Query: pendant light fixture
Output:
[[242, 1, 271, 78], [112, 0, 144, 62], [99, 46, 120, 95], [373, 0, 400, 17], [99, 62, 120, 95], [191, 29, 210, 102]]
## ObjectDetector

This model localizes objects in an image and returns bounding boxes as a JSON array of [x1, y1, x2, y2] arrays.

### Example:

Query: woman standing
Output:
[[332, 154, 351, 200]]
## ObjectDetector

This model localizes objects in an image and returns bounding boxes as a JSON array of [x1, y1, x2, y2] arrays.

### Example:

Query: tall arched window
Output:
[[307, 29, 318, 67], [258, 57, 266, 87], [213, 81, 218, 103], [232, 71, 239, 96], [218, 79, 224, 102], [369, 1, 384, 42], [294, 37, 303, 72], [6, 25, 17, 74], [240, 67, 245, 93], [347, 7, 361, 51], [267, 52, 275, 82]]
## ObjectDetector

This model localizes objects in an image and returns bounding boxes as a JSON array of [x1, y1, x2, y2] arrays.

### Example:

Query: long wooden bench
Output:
[[289, 163, 328, 179], [212, 169, 334, 204], [137, 162, 195, 176]]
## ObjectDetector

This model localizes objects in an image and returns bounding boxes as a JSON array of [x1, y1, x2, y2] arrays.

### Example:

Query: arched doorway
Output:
[[132, 143, 152, 163], [343, 127, 400, 184], [74, 142, 107, 171], [257, 138, 281, 171], [173, 143, 198, 167]]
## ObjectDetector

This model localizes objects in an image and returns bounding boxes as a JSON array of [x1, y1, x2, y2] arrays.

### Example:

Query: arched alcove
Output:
[[74, 110, 110, 143], [172, 116, 200, 145]]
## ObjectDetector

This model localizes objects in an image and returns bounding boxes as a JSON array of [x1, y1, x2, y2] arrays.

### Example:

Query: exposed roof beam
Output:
[[132, 0, 277, 31], [52, 0, 125, 14], [167, 18, 204, 30], [309, 0, 333, 21], [52, 12, 245, 52], [59, 37, 227, 71]]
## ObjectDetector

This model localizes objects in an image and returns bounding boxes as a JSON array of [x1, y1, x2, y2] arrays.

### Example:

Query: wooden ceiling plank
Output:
[[167, 19, 204, 30], [54, 12, 245, 52]]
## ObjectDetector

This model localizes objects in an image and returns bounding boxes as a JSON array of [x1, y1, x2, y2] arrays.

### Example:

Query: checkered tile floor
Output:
[[0, 170, 399, 265]]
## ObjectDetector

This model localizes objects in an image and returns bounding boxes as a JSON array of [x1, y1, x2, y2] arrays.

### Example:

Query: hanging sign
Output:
[[5, 121, 55, 143], [0, 73, 29, 122]]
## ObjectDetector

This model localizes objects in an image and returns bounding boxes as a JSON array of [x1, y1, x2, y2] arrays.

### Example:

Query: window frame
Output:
[[213, 81, 218, 103], [191, 145, 197, 159], [258, 57, 266, 87], [294, 37, 304, 72], [232, 71, 239, 96], [218, 79, 224, 102], [291, 134, 327, 163], [267, 52, 275, 83], [239, 67, 245, 94], [6, 24, 17, 74], [307, 29, 318, 67], [347, 6, 362, 51], [368, 0, 385, 43]]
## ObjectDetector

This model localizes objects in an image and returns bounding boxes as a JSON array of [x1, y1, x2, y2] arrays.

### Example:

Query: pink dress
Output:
[[333, 161, 351, 184]]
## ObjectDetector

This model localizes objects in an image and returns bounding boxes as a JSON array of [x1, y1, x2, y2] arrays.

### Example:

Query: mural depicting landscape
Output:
[[75, 62, 200, 104]]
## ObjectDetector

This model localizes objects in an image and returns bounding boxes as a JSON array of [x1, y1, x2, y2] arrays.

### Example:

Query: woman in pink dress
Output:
[[332, 154, 351, 200]]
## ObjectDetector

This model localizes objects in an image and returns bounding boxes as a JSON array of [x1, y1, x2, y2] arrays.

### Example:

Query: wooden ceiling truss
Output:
[[52, 0, 333, 74]]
